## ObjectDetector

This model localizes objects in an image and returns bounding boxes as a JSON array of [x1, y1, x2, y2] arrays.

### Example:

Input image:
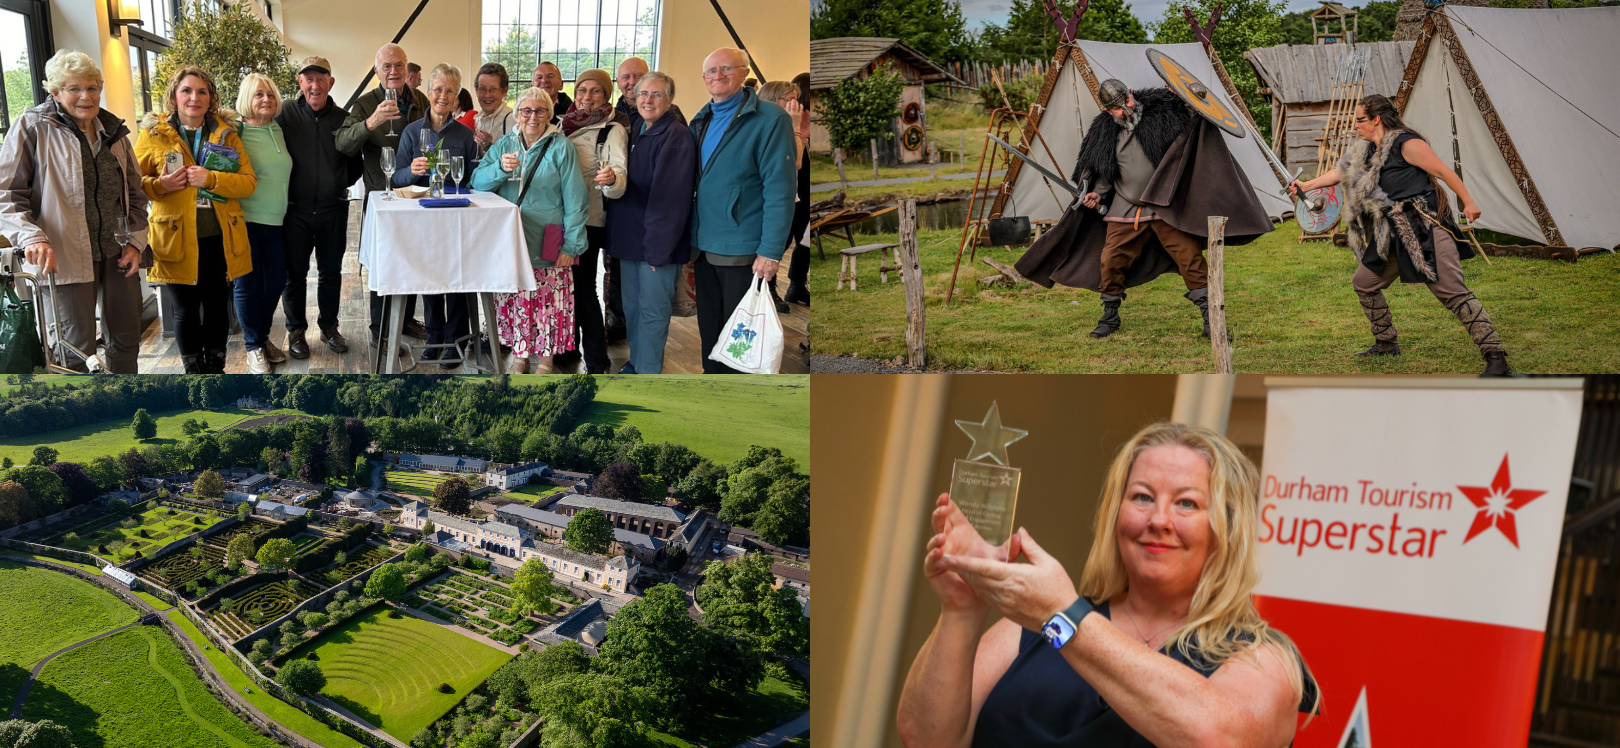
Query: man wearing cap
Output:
[[276, 56, 357, 359], [337, 42, 431, 349], [1014, 78, 1273, 340]]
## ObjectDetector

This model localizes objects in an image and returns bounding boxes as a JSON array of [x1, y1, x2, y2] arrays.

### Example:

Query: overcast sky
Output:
[[813, 0, 1333, 33]]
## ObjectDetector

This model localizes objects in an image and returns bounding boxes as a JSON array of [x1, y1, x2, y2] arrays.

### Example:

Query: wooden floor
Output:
[[137, 202, 809, 374]]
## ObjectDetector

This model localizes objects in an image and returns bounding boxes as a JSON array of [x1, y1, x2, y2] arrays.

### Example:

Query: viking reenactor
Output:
[[1291, 94, 1509, 376], [1014, 76, 1273, 339]]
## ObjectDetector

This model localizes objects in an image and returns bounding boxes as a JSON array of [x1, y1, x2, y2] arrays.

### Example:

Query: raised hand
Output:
[[942, 527, 1079, 631], [924, 493, 1016, 614]]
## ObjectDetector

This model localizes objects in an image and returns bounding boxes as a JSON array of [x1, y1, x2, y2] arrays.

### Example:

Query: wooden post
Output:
[[1207, 216, 1232, 374], [899, 199, 926, 369], [959, 132, 965, 166], [870, 138, 880, 179], [834, 147, 848, 189]]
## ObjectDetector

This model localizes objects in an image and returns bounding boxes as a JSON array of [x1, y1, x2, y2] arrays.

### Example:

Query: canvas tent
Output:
[[996, 41, 1295, 225], [1394, 6, 1620, 252]]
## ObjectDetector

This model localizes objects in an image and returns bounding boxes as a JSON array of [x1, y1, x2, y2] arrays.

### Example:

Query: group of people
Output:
[[0, 43, 813, 374]]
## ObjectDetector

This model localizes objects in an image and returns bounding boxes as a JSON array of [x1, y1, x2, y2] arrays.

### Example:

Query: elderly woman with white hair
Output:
[[0, 49, 148, 372], [470, 87, 589, 373], [234, 72, 292, 373]]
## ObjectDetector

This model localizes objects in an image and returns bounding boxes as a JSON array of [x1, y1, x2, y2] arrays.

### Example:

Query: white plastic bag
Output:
[[706, 276, 784, 374]]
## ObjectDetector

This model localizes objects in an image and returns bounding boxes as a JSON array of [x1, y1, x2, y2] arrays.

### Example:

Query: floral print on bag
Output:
[[496, 265, 576, 358]]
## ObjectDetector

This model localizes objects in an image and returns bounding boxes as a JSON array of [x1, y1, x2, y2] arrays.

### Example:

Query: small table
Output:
[[359, 190, 536, 373], [837, 243, 901, 291]]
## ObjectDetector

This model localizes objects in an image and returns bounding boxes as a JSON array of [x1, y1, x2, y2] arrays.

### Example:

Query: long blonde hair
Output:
[[1078, 422, 1320, 718]]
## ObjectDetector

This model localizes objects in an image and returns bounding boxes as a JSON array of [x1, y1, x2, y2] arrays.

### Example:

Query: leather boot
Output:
[[1090, 294, 1124, 338], [1184, 287, 1230, 342], [287, 329, 311, 360], [1482, 350, 1512, 377], [181, 353, 204, 374], [1357, 340, 1401, 357], [205, 349, 228, 373], [784, 283, 810, 307]]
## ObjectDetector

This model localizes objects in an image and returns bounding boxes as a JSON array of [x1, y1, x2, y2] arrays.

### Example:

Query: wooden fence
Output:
[[946, 58, 1051, 89]]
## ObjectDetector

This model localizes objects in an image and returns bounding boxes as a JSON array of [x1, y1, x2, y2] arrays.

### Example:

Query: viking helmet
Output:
[[1098, 79, 1130, 110]]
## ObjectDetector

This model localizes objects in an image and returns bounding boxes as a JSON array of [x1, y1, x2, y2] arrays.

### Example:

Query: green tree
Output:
[[0, 481, 33, 528], [816, 64, 906, 155], [980, 0, 1147, 63], [194, 469, 226, 499], [564, 507, 613, 556], [250, 637, 274, 663], [351, 456, 372, 489], [275, 659, 327, 696], [0, 466, 64, 520], [640, 474, 668, 502], [87, 455, 123, 490], [404, 543, 429, 564], [181, 418, 203, 437], [1150, 0, 1285, 142], [811, 0, 975, 62], [510, 558, 557, 616], [190, 437, 221, 472], [674, 459, 725, 511], [154, 1, 297, 111], [226, 532, 256, 567], [28, 446, 58, 467], [696, 554, 809, 659], [0, 718, 78, 748], [131, 409, 157, 440], [529, 672, 648, 748], [753, 473, 810, 547], [595, 584, 712, 731], [327, 418, 352, 483], [433, 476, 471, 515], [121, 448, 150, 484], [256, 537, 297, 571], [365, 563, 408, 601]]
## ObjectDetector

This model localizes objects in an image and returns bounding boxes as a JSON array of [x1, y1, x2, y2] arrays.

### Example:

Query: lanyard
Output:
[[182, 125, 205, 164]]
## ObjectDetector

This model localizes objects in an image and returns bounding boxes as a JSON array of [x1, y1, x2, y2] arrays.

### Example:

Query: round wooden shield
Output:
[[902, 125, 924, 152], [902, 101, 922, 125], [1296, 185, 1342, 234], [1145, 48, 1247, 138]]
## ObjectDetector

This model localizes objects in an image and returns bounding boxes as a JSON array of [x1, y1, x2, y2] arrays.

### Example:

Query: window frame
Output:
[[481, 0, 663, 85], [0, 0, 55, 136]]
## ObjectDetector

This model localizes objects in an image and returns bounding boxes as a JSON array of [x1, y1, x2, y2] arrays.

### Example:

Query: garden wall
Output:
[[0, 501, 103, 539], [197, 570, 291, 609], [311, 511, 419, 541], [292, 522, 372, 573], [235, 548, 406, 654], [123, 514, 237, 570], [0, 537, 115, 568]]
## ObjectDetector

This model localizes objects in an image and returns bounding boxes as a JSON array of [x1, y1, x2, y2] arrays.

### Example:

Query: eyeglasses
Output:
[[59, 86, 102, 96], [475, 87, 504, 96], [635, 91, 668, 100], [516, 107, 548, 118], [702, 65, 741, 79]]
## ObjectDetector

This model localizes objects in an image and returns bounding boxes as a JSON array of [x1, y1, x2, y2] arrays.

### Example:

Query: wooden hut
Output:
[[1245, 40, 1415, 178], [809, 37, 963, 165]]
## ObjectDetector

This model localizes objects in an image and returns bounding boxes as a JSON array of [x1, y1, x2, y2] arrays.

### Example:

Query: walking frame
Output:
[[0, 247, 100, 373]]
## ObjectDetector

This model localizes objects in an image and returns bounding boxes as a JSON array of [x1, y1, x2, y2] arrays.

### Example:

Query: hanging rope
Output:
[[1440, 9, 1620, 142]]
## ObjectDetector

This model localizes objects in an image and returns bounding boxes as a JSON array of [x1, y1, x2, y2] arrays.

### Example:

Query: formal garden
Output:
[[309, 541, 397, 588], [205, 579, 314, 640], [30, 503, 215, 563], [406, 569, 565, 646], [384, 470, 472, 498]]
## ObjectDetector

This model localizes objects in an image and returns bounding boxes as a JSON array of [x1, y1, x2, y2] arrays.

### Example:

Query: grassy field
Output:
[[0, 374, 75, 393], [22, 626, 281, 748], [811, 221, 1620, 373], [0, 560, 138, 671], [50, 507, 212, 563], [0, 550, 105, 576], [166, 610, 371, 748], [293, 606, 512, 741], [645, 674, 808, 748], [0, 407, 265, 464], [554, 375, 810, 470], [385, 470, 461, 498], [506, 483, 568, 502]]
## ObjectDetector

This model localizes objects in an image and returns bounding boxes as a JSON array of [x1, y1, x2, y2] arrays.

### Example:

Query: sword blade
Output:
[[986, 132, 1080, 198]]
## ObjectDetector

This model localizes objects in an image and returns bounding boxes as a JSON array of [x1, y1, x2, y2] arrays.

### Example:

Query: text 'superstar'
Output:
[[1457, 454, 1546, 548], [955, 402, 1028, 467]]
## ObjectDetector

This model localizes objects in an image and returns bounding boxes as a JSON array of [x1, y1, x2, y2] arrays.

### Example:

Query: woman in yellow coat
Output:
[[135, 66, 257, 373]]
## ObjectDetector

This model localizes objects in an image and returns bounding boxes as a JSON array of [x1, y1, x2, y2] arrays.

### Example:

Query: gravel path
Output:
[[809, 355, 999, 374]]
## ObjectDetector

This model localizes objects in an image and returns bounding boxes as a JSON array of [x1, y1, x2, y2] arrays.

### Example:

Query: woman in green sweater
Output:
[[235, 73, 292, 373]]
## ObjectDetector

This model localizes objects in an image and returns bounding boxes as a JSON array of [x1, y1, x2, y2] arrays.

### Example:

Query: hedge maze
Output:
[[315, 542, 395, 586], [206, 580, 310, 640]]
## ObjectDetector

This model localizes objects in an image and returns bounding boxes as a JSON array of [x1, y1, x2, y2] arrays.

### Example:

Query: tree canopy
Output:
[[364, 563, 408, 601], [256, 538, 298, 571], [594, 461, 645, 503], [811, 0, 976, 63], [510, 557, 557, 615], [194, 469, 226, 499], [564, 507, 613, 556], [696, 553, 809, 660], [433, 476, 471, 515], [130, 409, 157, 440], [275, 659, 327, 696]]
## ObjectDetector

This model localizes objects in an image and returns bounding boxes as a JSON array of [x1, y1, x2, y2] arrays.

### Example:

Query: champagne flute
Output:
[[112, 217, 133, 272], [507, 139, 524, 183], [595, 143, 610, 193], [384, 88, 398, 137], [380, 146, 396, 200], [451, 155, 465, 194]]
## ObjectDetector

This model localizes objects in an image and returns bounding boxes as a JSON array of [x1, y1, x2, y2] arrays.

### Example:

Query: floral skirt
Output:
[[496, 266, 575, 358]]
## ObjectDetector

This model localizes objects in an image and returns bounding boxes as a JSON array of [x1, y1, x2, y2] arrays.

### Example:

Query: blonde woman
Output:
[[898, 422, 1319, 748], [234, 72, 291, 373], [135, 66, 257, 373]]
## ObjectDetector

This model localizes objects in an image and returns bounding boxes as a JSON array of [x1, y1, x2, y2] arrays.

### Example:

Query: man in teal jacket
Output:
[[688, 47, 796, 373]]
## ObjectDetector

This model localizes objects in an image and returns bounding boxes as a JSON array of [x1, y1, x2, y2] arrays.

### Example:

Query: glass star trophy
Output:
[[949, 402, 1028, 546]]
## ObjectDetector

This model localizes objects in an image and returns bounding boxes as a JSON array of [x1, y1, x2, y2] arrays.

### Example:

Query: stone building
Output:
[[552, 495, 687, 540]]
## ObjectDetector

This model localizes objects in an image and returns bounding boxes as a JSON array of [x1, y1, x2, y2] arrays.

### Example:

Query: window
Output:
[[482, 0, 661, 89], [0, 0, 50, 142]]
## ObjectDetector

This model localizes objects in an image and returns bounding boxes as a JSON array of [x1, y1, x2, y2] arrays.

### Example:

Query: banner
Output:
[[1254, 381, 1585, 748]]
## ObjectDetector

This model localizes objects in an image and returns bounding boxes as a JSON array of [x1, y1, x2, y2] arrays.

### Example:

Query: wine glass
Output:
[[421, 129, 437, 158], [384, 88, 398, 137], [507, 139, 525, 183], [113, 217, 133, 271], [451, 156, 465, 194], [595, 143, 610, 193], [380, 146, 396, 200]]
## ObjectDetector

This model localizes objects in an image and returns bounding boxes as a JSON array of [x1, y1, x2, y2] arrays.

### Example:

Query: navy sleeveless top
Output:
[[1367, 132, 1435, 204], [971, 601, 1317, 748]]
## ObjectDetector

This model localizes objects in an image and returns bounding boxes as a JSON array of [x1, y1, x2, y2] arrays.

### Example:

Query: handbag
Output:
[[0, 274, 45, 374], [518, 137, 564, 264], [670, 262, 697, 318], [705, 276, 783, 374]]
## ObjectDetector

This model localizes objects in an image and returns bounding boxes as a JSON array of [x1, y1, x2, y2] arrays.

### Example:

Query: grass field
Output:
[[0, 374, 75, 393], [385, 471, 462, 498], [0, 550, 105, 576], [166, 610, 370, 748], [645, 674, 808, 748], [507, 483, 568, 502], [49, 507, 212, 563], [22, 626, 281, 748], [293, 606, 512, 741], [553, 375, 810, 470], [811, 221, 1620, 373], [0, 407, 266, 464], [0, 560, 138, 674]]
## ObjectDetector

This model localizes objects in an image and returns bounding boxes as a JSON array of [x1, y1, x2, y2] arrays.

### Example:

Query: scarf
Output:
[[559, 104, 615, 137], [1337, 129, 1438, 283]]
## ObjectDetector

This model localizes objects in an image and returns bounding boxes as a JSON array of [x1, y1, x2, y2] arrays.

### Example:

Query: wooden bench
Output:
[[837, 243, 901, 291]]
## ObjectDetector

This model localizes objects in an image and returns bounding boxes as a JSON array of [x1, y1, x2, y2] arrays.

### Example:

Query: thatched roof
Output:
[[809, 37, 963, 90], [1244, 41, 1417, 104]]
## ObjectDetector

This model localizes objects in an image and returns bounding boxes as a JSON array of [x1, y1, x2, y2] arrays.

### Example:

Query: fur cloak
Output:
[[1014, 88, 1274, 292], [1337, 130, 1472, 284]]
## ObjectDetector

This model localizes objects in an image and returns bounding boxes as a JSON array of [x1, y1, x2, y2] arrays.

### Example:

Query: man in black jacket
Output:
[[614, 57, 685, 131], [276, 56, 356, 358]]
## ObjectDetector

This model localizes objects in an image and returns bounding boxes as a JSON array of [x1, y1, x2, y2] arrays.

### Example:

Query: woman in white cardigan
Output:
[[558, 67, 628, 374]]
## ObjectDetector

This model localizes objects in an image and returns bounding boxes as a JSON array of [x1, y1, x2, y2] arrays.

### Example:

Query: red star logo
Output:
[[1458, 454, 1546, 548]]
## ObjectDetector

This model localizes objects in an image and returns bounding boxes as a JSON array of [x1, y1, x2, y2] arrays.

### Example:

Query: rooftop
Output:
[[491, 460, 548, 477], [772, 563, 810, 584], [545, 598, 605, 638], [810, 37, 964, 90], [556, 495, 686, 524], [540, 542, 608, 571], [1243, 41, 1416, 104]]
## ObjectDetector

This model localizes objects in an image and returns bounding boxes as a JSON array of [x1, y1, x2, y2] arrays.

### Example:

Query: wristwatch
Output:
[[1041, 597, 1095, 650]]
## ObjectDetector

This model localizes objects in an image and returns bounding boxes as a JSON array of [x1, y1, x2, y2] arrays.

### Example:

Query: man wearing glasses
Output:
[[687, 48, 796, 373], [337, 43, 432, 349], [531, 62, 572, 124]]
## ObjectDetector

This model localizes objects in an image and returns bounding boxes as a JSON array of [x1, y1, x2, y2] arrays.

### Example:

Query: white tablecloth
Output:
[[358, 190, 537, 295]]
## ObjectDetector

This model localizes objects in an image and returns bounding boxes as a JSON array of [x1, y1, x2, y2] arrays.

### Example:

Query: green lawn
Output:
[[554, 375, 810, 470], [166, 610, 371, 748], [0, 407, 264, 464], [811, 220, 1620, 373], [385, 471, 460, 498], [49, 507, 213, 562], [0, 560, 138, 671], [22, 626, 281, 748], [134, 590, 173, 610], [645, 674, 809, 748], [0, 374, 76, 393], [292, 606, 513, 741], [0, 550, 105, 576], [507, 483, 568, 501]]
